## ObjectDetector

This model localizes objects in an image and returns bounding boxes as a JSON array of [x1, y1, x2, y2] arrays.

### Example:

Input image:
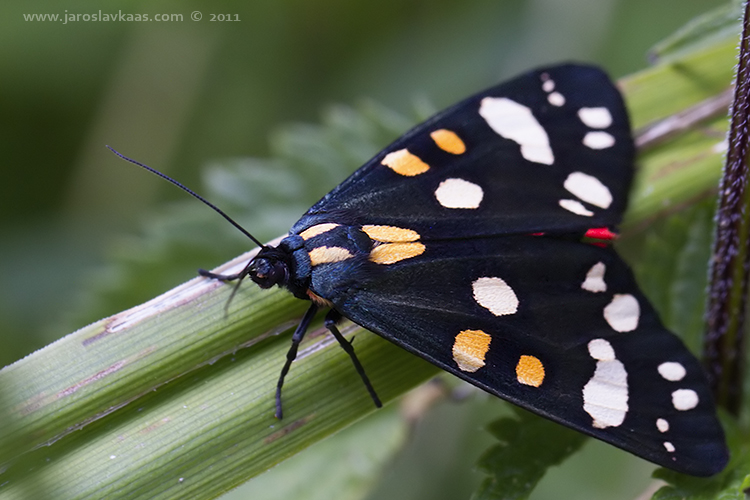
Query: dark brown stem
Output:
[[704, 0, 750, 415]]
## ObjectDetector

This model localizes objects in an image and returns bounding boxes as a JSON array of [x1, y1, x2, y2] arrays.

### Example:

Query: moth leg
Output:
[[198, 265, 248, 281], [199, 262, 252, 312], [275, 303, 319, 419], [199, 269, 240, 280], [324, 309, 383, 409]]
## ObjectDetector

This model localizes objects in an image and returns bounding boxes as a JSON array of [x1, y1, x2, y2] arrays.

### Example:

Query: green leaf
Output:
[[668, 201, 716, 351], [621, 200, 716, 353], [472, 408, 586, 500]]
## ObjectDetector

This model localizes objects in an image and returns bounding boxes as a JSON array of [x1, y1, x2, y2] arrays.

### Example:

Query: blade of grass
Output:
[[0, 248, 438, 499]]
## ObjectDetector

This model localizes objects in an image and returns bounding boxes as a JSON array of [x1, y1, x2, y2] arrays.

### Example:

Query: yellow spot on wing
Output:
[[430, 129, 466, 154], [369, 242, 425, 264], [381, 149, 430, 176], [452, 330, 491, 372], [516, 355, 545, 387], [309, 246, 353, 266], [362, 225, 420, 242], [300, 223, 339, 240]]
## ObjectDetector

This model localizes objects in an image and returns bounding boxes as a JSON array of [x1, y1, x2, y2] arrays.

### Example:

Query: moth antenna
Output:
[[107, 146, 266, 249]]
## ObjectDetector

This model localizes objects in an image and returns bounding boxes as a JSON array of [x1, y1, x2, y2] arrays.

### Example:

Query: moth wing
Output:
[[310, 237, 728, 476], [292, 64, 634, 239]]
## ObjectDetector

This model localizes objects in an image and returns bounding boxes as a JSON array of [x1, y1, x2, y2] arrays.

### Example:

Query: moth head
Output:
[[248, 248, 289, 289]]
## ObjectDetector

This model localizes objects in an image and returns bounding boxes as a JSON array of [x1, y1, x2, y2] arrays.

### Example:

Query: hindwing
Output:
[[307, 236, 727, 476]]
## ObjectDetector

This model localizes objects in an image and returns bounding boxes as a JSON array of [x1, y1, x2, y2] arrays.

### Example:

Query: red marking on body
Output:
[[584, 227, 618, 240]]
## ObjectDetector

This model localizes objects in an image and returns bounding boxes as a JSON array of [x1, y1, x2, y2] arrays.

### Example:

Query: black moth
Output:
[[112, 63, 728, 476]]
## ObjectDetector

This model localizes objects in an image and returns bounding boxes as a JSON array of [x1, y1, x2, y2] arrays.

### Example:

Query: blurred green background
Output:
[[0, 1, 730, 498]]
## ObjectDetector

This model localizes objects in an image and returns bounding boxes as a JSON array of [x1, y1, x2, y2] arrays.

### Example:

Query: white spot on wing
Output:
[[479, 97, 554, 165], [588, 338, 616, 360], [583, 131, 616, 149], [564, 172, 613, 209], [664, 442, 676, 453], [434, 178, 484, 209], [603, 294, 640, 332], [582, 262, 607, 293], [547, 92, 565, 107], [672, 389, 699, 411], [656, 418, 669, 433], [658, 362, 686, 382], [542, 79, 555, 92], [583, 338, 628, 428], [578, 107, 613, 129], [559, 199, 594, 217], [472, 277, 519, 316]]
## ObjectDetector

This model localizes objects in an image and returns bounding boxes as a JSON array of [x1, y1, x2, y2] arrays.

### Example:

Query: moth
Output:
[[112, 63, 728, 476]]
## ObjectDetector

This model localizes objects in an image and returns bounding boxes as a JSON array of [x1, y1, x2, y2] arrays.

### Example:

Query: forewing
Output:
[[292, 64, 634, 239], [311, 237, 728, 476]]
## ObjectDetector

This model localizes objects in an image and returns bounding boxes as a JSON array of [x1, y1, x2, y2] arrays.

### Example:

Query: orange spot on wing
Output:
[[430, 129, 466, 154], [309, 246, 353, 266], [362, 225, 420, 242], [452, 330, 491, 372], [300, 223, 339, 240], [516, 355, 545, 387], [369, 242, 425, 264], [381, 149, 430, 176]]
